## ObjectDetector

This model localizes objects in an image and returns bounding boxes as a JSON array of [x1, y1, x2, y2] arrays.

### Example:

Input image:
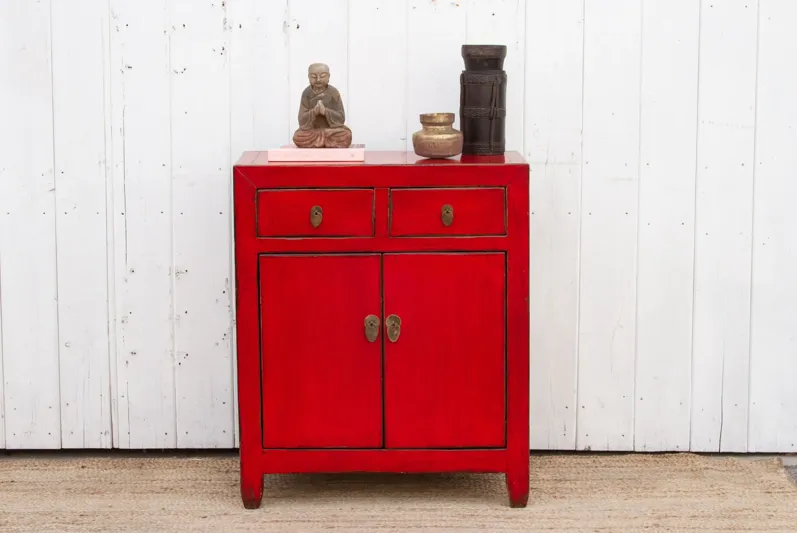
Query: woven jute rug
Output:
[[0, 453, 795, 532]]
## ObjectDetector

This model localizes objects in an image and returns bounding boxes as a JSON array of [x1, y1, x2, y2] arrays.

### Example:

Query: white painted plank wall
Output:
[[227, 0, 293, 448], [526, 0, 583, 450], [406, 1, 466, 144], [228, 0, 291, 153], [748, 0, 797, 453], [577, 0, 641, 452], [109, 0, 177, 449], [51, 0, 114, 450], [2, 0, 797, 452], [691, 0, 759, 453], [634, 0, 699, 452], [348, 0, 408, 150], [466, 0, 526, 151], [0, 0, 61, 449], [289, 1, 349, 142], [170, 0, 236, 449]]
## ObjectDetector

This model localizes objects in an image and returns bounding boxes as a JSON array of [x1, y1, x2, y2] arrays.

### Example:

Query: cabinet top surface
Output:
[[235, 150, 527, 168]]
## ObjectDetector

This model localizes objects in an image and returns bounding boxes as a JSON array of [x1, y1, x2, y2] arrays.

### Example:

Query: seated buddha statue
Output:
[[292, 63, 353, 149]]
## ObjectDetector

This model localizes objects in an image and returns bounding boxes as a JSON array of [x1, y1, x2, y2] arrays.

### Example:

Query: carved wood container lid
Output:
[[461, 45, 507, 71]]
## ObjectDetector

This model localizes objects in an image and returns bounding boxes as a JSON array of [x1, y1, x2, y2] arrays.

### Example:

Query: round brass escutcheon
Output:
[[310, 205, 323, 228], [441, 204, 454, 227]]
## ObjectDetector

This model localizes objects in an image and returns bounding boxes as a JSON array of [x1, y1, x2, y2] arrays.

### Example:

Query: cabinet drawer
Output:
[[389, 187, 506, 237], [257, 188, 374, 237]]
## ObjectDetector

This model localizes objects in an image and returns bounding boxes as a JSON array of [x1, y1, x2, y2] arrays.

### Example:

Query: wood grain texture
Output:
[[691, 0, 758, 453], [389, 188, 506, 237], [170, 0, 235, 449], [348, 0, 408, 150], [259, 254, 383, 448], [577, 0, 641, 452], [525, 0, 584, 451], [51, 0, 113, 449], [257, 189, 375, 237], [0, 0, 61, 449], [383, 253, 506, 449], [634, 0, 699, 452], [748, 0, 797, 453], [108, 0, 176, 449]]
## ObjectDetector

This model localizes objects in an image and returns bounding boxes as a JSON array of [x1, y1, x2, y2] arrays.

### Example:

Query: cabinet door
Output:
[[259, 254, 382, 448], [383, 253, 506, 448]]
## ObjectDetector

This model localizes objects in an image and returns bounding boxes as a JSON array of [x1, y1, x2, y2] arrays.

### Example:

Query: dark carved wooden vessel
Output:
[[459, 45, 507, 155]]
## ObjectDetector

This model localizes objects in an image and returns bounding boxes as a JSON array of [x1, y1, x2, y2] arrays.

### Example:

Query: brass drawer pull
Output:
[[386, 314, 401, 343], [364, 314, 380, 343], [310, 205, 323, 228], [441, 204, 454, 226]]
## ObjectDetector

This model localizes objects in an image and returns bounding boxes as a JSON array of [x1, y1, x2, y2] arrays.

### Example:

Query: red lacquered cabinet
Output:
[[233, 151, 529, 508]]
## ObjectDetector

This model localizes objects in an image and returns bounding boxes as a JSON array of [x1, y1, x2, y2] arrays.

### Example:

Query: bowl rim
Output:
[[419, 112, 455, 124]]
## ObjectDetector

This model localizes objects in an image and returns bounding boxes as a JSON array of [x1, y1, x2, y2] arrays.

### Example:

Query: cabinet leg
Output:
[[241, 469, 263, 509], [505, 462, 529, 508]]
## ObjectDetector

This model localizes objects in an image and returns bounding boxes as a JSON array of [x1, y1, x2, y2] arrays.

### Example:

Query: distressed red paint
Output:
[[233, 151, 529, 508]]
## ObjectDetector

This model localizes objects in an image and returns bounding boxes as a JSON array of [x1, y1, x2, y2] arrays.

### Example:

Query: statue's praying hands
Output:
[[314, 100, 326, 117], [293, 63, 352, 149]]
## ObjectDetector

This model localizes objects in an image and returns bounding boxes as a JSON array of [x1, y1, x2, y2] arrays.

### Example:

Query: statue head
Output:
[[308, 63, 330, 91]]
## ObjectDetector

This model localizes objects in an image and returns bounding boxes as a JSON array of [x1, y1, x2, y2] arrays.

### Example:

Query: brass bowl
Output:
[[412, 113, 463, 159]]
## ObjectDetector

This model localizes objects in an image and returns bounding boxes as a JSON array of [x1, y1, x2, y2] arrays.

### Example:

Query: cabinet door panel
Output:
[[259, 254, 382, 448], [384, 253, 506, 448]]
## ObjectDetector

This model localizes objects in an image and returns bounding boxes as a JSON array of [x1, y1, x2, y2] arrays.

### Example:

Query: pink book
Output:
[[267, 144, 366, 162]]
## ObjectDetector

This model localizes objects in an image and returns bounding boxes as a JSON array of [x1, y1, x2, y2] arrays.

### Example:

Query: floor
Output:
[[2, 451, 796, 532], [737, 454, 797, 483]]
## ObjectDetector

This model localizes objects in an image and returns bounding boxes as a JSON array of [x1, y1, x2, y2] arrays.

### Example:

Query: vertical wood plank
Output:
[[108, 0, 176, 449], [466, 0, 526, 151], [51, 0, 113, 449], [690, 0, 758, 453], [577, 0, 641, 452], [0, 0, 61, 449], [525, 0, 584, 450], [227, 0, 291, 447], [228, 0, 291, 153], [170, 0, 234, 448], [634, 0, 699, 452], [348, 0, 408, 150], [103, 0, 120, 449], [748, 0, 797, 453], [288, 0, 349, 140], [406, 0, 466, 143]]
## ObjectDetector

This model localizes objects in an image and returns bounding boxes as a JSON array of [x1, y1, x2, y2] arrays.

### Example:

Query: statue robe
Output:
[[293, 85, 352, 148]]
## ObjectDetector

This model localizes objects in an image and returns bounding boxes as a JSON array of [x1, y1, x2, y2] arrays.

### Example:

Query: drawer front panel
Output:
[[389, 187, 506, 237], [257, 188, 374, 237]]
